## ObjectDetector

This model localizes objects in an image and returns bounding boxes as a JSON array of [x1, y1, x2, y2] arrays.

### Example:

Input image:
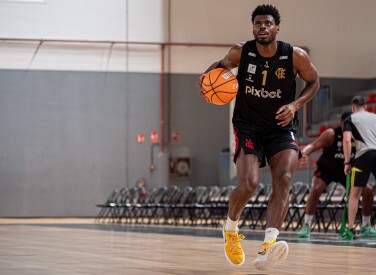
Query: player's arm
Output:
[[196, 43, 243, 94], [203, 42, 243, 73], [301, 128, 335, 157], [299, 128, 334, 166], [342, 118, 353, 174], [276, 47, 320, 126]]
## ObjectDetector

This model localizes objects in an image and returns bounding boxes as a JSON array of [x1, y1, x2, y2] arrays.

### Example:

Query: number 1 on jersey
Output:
[[262, 70, 267, 86]]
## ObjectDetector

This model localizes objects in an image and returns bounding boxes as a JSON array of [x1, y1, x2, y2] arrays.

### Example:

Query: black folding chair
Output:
[[240, 182, 265, 228], [315, 182, 346, 232], [173, 186, 196, 226], [284, 181, 310, 231], [144, 186, 168, 224], [248, 183, 273, 229], [95, 189, 119, 223], [154, 185, 180, 224], [188, 186, 209, 225], [134, 187, 157, 224]]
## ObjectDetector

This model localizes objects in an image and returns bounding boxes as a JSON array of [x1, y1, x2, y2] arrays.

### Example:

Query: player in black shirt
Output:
[[296, 112, 376, 238], [197, 4, 319, 271]]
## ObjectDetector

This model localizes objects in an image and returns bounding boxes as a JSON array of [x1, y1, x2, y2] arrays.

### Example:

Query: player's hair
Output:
[[351, 96, 366, 107], [251, 4, 281, 25], [341, 111, 352, 121]]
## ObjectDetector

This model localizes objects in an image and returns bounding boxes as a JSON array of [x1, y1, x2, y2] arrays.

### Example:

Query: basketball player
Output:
[[342, 96, 376, 240], [197, 4, 319, 271], [296, 112, 376, 238]]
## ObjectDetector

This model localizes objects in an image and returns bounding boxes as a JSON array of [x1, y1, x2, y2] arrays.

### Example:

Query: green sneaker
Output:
[[297, 223, 311, 238], [359, 225, 376, 237], [339, 228, 356, 240]]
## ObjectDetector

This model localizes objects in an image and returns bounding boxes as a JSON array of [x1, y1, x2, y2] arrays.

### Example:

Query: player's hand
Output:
[[276, 103, 297, 127], [344, 164, 352, 175], [299, 153, 308, 167], [196, 74, 209, 102]]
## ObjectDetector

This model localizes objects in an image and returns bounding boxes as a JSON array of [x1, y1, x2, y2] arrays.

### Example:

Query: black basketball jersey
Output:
[[316, 126, 355, 170], [233, 40, 297, 132]]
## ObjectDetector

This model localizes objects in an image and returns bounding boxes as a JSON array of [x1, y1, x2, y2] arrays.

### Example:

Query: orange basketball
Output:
[[201, 68, 238, 105]]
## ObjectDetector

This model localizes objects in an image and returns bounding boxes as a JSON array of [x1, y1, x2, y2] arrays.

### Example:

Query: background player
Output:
[[342, 96, 376, 239], [297, 112, 376, 238]]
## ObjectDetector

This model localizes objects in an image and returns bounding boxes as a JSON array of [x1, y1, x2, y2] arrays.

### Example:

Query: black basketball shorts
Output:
[[352, 150, 376, 187], [314, 165, 346, 187], [233, 126, 299, 167]]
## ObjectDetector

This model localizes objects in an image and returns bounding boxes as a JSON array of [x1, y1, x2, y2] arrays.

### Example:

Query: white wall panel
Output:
[[0, 0, 375, 77], [124, 45, 161, 73], [0, 0, 165, 42], [0, 41, 162, 72], [170, 0, 376, 78], [169, 46, 229, 74], [128, 0, 166, 42], [30, 42, 111, 71], [0, 41, 40, 69]]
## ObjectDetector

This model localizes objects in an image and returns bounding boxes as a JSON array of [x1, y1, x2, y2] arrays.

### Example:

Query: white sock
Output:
[[304, 215, 314, 226], [264, 227, 279, 243], [362, 215, 371, 227], [225, 216, 239, 232]]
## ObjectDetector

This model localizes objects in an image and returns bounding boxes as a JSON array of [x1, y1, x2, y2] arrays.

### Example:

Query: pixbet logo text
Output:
[[245, 86, 282, 99]]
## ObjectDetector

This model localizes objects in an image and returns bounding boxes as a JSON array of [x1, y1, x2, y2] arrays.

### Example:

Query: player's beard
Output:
[[254, 31, 276, 45], [255, 35, 275, 45]]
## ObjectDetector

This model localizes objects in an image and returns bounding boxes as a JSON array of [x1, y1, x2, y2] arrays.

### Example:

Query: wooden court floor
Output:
[[0, 219, 376, 274]]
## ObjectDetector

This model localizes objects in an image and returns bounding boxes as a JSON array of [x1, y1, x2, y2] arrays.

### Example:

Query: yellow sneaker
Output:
[[222, 224, 245, 266], [252, 239, 288, 271]]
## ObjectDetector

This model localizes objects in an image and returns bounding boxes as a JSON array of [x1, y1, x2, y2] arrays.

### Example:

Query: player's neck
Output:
[[256, 41, 278, 58], [353, 107, 366, 113]]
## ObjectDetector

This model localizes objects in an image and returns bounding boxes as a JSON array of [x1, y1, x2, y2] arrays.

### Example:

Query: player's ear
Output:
[[276, 25, 280, 32]]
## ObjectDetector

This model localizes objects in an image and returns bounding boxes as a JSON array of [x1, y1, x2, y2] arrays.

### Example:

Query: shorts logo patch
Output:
[[245, 139, 254, 149], [290, 141, 297, 146]]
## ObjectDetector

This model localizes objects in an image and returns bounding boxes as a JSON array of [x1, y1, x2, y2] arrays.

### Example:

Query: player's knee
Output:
[[237, 177, 258, 196], [279, 173, 292, 186], [311, 182, 325, 195]]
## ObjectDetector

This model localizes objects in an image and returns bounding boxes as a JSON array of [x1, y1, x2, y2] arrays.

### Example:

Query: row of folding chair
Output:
[[95, 185, 236, 225], [95, 186, 140, 223], [95, 182, 374, 231], [240, 181, 311, 230]]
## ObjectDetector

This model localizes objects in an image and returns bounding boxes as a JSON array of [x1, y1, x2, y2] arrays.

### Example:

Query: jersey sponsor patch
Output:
[[279, 55, 288, 60], [248, 52, 256, 57], [246, 75, 254, 82], [245, 86, 282, 99], [247, 64, 256, 74]]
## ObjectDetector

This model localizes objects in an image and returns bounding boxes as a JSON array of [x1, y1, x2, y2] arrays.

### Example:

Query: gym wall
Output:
[[0, 0, 375, 216]]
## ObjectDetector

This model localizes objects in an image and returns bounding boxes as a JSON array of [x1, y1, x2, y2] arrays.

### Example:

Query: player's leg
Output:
[[297, 176, 326, 238], [228, 148, 260, 222], [359, 185, 376, 237], [344, 152, 373, 239], [264, 149, 298, 229], [359, 153, 376, 237], [266, 149, 298, 227], [252, 148, 298, 271], [223, 127, 262, 266], [347, 187, 362, 230]]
